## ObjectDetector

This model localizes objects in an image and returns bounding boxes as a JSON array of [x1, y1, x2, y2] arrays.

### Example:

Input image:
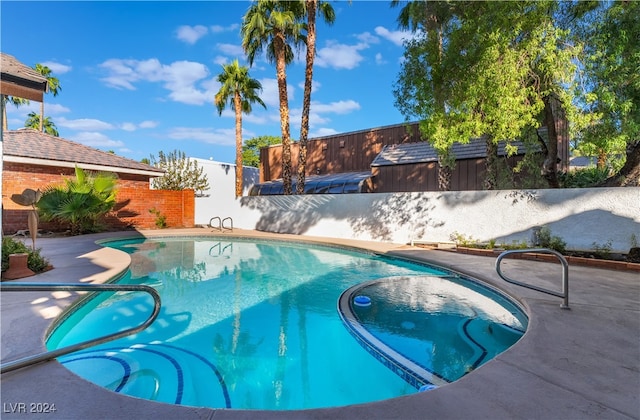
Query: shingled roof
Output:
[[371, 138, 530, 167], [3, 129, 164, 176], [0, 52, 48, 101]]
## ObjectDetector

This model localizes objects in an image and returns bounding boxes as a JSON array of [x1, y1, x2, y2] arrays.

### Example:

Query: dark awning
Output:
[[249, 171, 373, 195]]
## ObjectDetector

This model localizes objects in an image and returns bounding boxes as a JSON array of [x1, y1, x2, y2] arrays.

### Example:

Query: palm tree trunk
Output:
[[40, 100, 44, 132], [234, 93, 244, 197], [297, 0, 317, 195], [2, 96, 8, 131], [275, 33, 293, 195]]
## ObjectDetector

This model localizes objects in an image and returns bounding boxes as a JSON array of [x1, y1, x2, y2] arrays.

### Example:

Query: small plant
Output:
[[449, 231, 479, 248], [591, 240, 613, 260], [487, 238, 497, 249], [149, 208, 167, 229], [630, 233, 639, 249], [537, 226, 566, 254], [1, 237, 49, 273]]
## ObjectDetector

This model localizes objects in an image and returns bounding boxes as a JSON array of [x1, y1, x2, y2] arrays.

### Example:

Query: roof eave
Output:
[[4, 156, 165, 178]]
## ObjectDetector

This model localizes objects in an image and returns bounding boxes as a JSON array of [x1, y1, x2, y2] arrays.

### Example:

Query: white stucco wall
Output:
[[228, 188, 640, 253], [192, 158, 259, 227]]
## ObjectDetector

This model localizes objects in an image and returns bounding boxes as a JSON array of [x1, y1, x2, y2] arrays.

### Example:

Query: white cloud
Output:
[[99, 58, 214, 105], [46, 103, 71, 115], [71, 132, 125, 148], [310, 127, 339, 138], [57, 117, 114, 131], [375, 53, 386, 65], [213, 56, 228, 66], [168, 127, 236, 146], [139, 120, 158, 129], [356, 32, 380, 44], [216, 43, 245, 57], [40, 61, 72, 74], [310, 100, 361, 114], [211, 24, 239, 33], [176, 25, 208, 44], [374, 26, 412, 46], [120, 121, 158, 131], [315, 40, 368, 70]]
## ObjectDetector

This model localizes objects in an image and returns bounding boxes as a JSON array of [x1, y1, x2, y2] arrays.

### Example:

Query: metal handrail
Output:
[[209, 216, 221, 231], [222, 217, 233, 231], [495, 248, 570, 309], [0, 283, 161, 373], [209, 216, 233, 232]]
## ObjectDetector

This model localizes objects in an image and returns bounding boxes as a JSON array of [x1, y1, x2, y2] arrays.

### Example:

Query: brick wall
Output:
[[2, 162, 194, 234]]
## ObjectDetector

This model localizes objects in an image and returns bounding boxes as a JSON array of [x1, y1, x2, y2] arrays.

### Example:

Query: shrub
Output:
[[558, 167, 610, 188], [1, 237, 49, 273], [537, 227, 567, 254]]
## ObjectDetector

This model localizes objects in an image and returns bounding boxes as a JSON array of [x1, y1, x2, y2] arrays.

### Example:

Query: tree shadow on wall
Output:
[[240, 193, 443, 242]]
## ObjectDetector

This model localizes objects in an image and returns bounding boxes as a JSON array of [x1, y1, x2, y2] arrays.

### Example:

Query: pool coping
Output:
[[1, 228, 639, 419]]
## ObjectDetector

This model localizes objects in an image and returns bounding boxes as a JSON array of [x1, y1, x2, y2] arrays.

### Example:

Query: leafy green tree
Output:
[[24, 112, 59, 136], [242, 0, 306, 195], [392, 0, 460, 190], [33, 63, 61, 133], [242, 135, 282, 167], [149, 150, 210, 196], [215, 59, 266, 197], [296, 0, 336, 194], [572, 1, 639, 186], [394, 1, 580, 189], [37, 166, 118, 235]]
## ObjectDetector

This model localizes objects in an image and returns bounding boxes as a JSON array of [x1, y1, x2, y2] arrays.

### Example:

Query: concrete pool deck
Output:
[[1, 228, 638, 419]]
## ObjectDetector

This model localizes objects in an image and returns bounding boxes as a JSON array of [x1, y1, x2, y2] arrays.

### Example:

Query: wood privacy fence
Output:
[[259, 119, 569, 193]]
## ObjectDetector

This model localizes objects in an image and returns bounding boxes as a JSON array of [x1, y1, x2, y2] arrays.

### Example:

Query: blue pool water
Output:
[[47, 237, 527, 410]]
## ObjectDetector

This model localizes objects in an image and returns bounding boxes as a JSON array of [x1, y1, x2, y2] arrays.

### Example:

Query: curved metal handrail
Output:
[[209, 216, 233, 232], [0, 283, 161, 373], [495, 248, 569, 309]]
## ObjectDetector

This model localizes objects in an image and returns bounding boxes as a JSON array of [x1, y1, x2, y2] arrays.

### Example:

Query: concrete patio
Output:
[[1, 229, 638, 419]]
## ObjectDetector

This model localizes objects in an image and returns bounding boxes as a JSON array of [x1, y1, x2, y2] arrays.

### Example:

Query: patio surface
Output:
[[1, 228, 639, 419]]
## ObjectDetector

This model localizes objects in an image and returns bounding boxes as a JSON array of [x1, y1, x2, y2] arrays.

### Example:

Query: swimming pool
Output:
[[46, 237, 527, 410]]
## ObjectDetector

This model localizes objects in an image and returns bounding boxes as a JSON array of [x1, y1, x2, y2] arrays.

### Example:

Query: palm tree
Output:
[[242, 0, 306, 195], [2, 96, 29, 131], [215, 59, 266, 197], [24, 112, 59, 136], [296, 0, 336, 194], [33, 64, 61, 133]]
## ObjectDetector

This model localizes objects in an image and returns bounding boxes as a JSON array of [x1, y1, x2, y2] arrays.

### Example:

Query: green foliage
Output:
[[149, 207, 167, 229], [591, 240, 613, 260], [558, 167, 610, 188], [37, 166, 118, 235], [149, 150, 210, 196], [1, 237, 49, 273], [24, 112, 59, 136], [242, 136, 282, 167], [449, 231, 479, 248], [537, 226, 567, 254], [571, 1, 639, 178]]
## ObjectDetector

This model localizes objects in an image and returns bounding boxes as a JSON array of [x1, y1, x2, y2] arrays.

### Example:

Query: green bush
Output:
[[1, 237, 50, 273], [558, 167, 610, 188], [537, 227, 567, 254]]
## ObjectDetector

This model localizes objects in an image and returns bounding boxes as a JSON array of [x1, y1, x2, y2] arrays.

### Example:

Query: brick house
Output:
[[2, 129, 194, 234]]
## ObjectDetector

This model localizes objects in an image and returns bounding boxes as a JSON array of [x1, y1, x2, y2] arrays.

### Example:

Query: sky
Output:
[[1, 1, 413, 165]]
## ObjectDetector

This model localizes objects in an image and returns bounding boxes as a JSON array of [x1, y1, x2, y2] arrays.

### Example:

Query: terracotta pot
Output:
[[2, 253, 35, 280]]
